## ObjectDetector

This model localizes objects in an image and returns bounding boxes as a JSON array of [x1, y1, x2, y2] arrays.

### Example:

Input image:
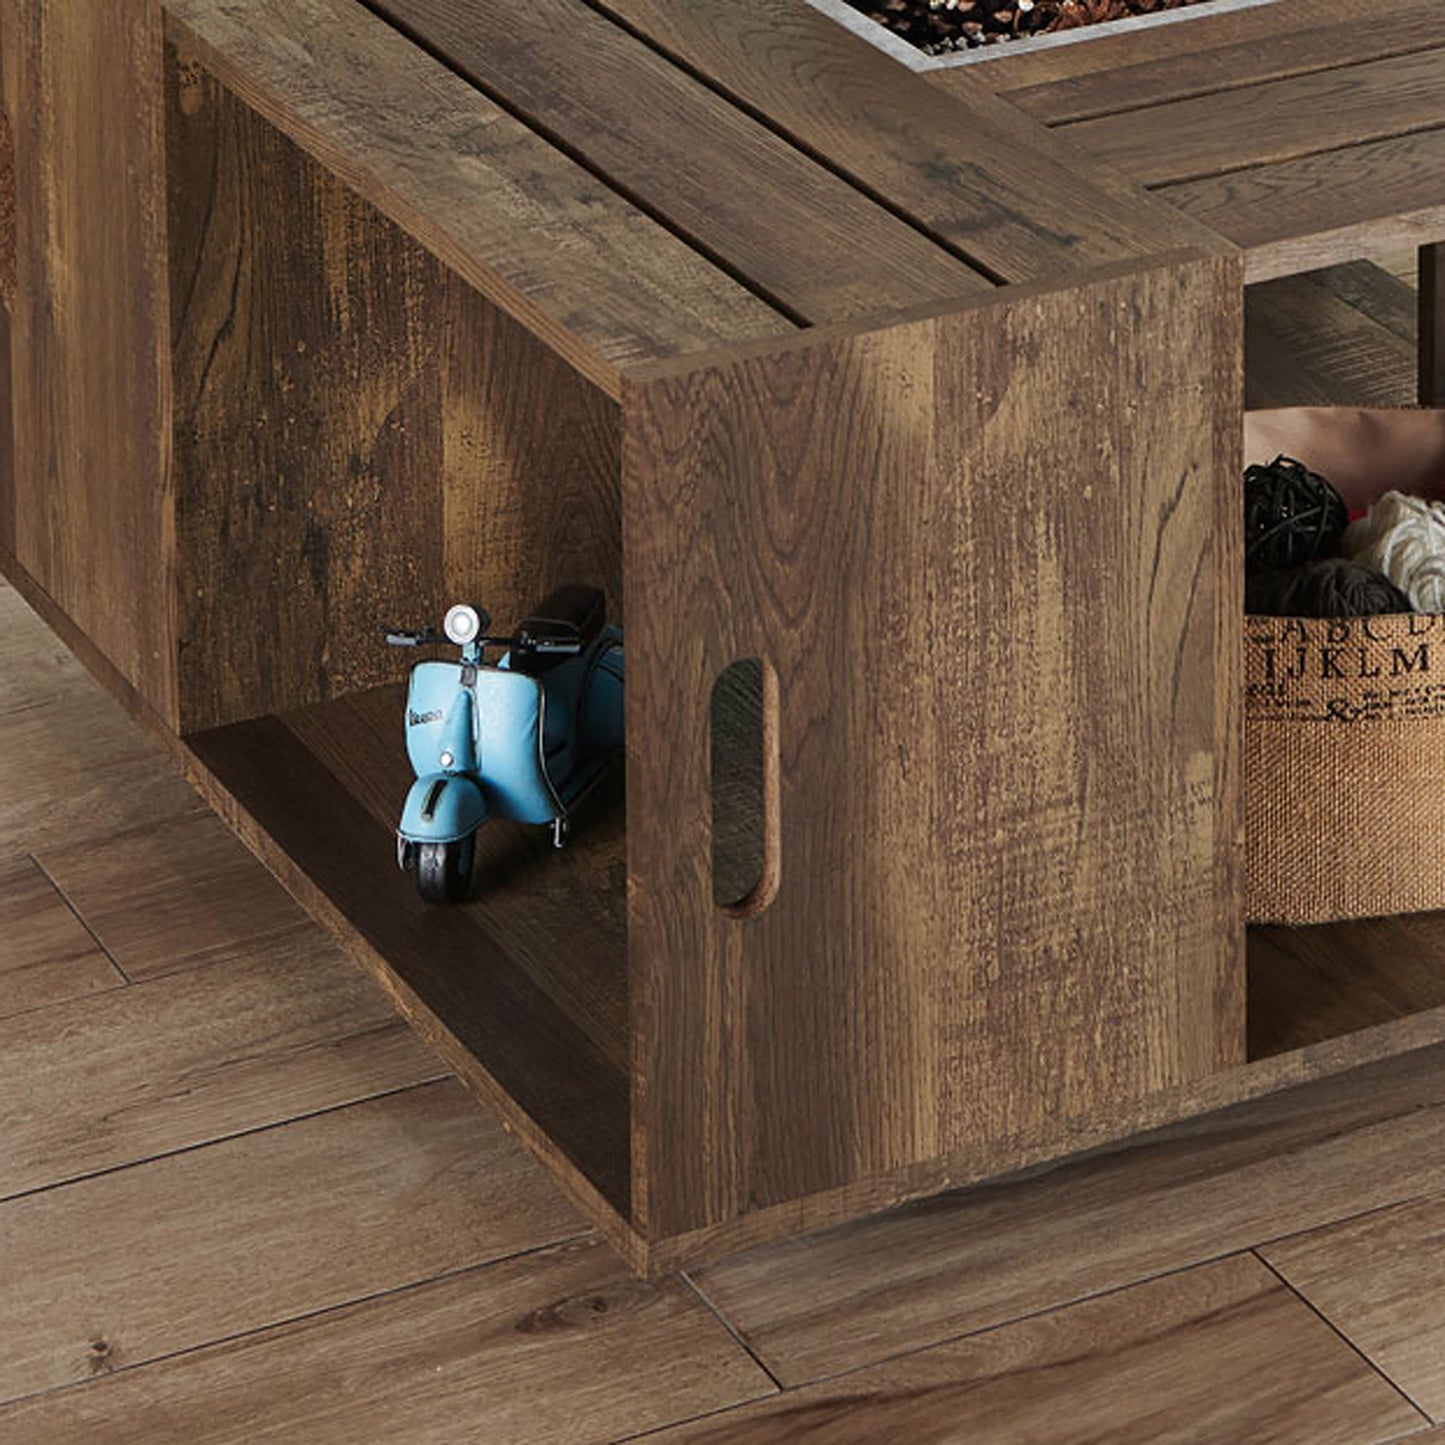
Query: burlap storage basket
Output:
[[1245, 407, 1445, 925]]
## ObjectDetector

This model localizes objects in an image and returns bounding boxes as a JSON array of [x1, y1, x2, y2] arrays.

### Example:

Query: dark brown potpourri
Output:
[[844, 0, 1214, 53]]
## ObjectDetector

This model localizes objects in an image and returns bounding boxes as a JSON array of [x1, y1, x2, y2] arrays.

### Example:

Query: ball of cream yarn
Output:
[[1345, 491, 1445, 612]]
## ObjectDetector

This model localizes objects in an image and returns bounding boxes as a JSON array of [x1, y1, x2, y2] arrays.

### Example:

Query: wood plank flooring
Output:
[[3, 259, 1445, 1441]]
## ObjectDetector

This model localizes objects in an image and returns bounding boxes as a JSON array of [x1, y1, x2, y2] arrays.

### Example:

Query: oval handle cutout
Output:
[[710, 657, 780, 917]]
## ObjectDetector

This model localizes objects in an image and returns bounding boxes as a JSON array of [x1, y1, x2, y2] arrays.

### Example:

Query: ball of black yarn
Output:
[[1244, 454, 1349, 572], [1245, 558, 1413, 619]]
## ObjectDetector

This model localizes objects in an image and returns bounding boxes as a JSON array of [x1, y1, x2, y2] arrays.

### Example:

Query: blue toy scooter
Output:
[[385, 585, 624, 904]]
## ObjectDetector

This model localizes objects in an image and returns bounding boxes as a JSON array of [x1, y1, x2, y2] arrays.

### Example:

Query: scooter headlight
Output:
[[444, 604, 483, 646]]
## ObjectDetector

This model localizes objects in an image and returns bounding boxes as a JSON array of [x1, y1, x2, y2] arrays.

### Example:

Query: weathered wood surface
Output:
[[1063, 47, 1445, 189], [36, 811, 311, 981], [689, 1032, 1445, 1384], [0, 1081, 584, 1402], [661, 1256, 1423, 1442], [993, 0, 1445, 124], [1, 0, 176, 721], [1163, 127, 1445, 283], [169, 53, 624, 728], [623, 257, 1243, 1240], [1265, 1193, 1445, 1421], [1245, 263, 1419, 410], [0, 855, 122, 1020], [368, 0, 991, 320], [0, 1240, 775, 1441], [165, 0, 790, 398], [585, 0, 1217, 283], [0, 944, 441, 1198]]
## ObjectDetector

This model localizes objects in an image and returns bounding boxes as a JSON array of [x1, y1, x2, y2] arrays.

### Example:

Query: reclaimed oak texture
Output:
[[6, 0, 1445, 1274]]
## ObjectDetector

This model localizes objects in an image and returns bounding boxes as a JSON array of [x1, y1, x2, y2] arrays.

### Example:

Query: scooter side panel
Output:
[[405, 662, 465, 778]]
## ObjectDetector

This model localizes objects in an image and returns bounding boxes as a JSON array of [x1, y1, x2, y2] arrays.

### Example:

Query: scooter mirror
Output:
[[444, 604, 488, 646]]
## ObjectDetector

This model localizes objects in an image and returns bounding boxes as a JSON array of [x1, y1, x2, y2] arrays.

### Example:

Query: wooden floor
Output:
[[2, 259, 1444, 1443]]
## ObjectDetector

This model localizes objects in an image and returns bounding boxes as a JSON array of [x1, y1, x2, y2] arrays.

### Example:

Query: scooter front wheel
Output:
[[415, 834, 476, 905]]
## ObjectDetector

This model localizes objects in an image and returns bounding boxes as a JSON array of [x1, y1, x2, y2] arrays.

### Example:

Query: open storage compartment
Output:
[[1241, 260, 1445, 1071], [165, 48, 636, 1225]]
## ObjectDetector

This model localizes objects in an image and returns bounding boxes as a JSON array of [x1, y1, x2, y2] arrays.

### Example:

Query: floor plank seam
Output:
[[0, 1075, 452, 1207], [0, 1229, 602, 1417], [679, 1271, 787, 1393], [27, 852, 133, 985], [1251, 1248, 1436, 1427]]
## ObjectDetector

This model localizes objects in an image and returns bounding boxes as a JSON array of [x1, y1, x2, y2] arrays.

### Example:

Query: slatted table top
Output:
[[946, 0, 1445, 281], [166, 0, 1444, 386]]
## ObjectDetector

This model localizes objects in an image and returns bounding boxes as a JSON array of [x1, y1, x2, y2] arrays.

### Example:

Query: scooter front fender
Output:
[[399, 773, 488, 845]]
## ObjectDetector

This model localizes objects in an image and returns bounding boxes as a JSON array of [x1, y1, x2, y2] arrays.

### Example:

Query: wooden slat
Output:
[[1245, 265, 1418, 410], [662, 1256, 1422, 1443], [1, 0, 176, 721], [623, 256, 1243, 1240], [164, 0, 789, 398], [35, 812, 311, 982], [1264, 1194, 1445, 1419], [957, 0, 1437, 96], [0, 856, 121, 1020], [0, 945, 442, 1198], [0, 1239, 774, 1443], [589, 0, 1218, 283], [0, 1081, 583, 1405], [1423, 241, 1445, 406], [688, 1036, 1445, 1385], [1063, 47, 1445, 188], [1161, 127, 1445, 282], [366, 0, 991, 320], [1000, 0, 1445, 124]]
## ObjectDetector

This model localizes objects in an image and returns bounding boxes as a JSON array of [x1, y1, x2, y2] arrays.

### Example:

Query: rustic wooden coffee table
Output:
[[2, 0, 1443, 1274]]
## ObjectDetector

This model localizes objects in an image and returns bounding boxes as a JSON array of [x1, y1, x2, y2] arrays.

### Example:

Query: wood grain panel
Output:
[[1424, 241, 1444, 406], [367, 0, 990, 321], [662, 1256, 1422, 1442], [0, 1081, 583, 1405], [1064, 48, 1445, 188], [623, 257, 1243, 1238], [0, 1239, 774, 1443], [0, 945, 442, 1198], [1000, 0, 1445, 124], [1245, 266, 1418, 410], [164, 0, 788, 398], [1264, 1194, 1445, 1420], [1251, 912, 1445, 1060], [168, 53, 625, 728], [1161, 127, 1445, 283], [950, 0, 1426, 96], [0, 855, 121, 1020], [36, 811, 311, 981], [168, 51, 446, 728], [2, 0, 175, 721], [590, 0, 1214, 282]]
